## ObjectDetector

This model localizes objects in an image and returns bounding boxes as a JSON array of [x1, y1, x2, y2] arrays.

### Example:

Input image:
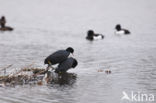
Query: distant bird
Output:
[[0, 16, 6, 28], [0, 26, 13, 31], [0, 16, 13, 31], [86, 30, 104, 41], [55, 57, 78, 73], [115, 24, 130, 35], [44, 47, 74, 70]]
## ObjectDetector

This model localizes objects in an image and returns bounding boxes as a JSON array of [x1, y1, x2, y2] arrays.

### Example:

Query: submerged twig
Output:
[[0, 64, 13, 71], [0, 64, 13, 75], [8, 62, 35, 77]]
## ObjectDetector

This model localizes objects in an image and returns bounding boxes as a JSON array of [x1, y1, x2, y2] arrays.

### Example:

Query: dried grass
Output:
[[0, 63, 48, 87]]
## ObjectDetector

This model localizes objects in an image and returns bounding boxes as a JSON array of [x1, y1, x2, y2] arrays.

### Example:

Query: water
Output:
[[0, 0, 156, 103]]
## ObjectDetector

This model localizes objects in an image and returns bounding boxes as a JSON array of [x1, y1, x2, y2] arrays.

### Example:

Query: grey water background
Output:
[[0, 0, 156, 103]]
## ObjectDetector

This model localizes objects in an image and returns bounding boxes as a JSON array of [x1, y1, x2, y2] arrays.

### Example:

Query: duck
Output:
[[0, 26, 13, 31], [44, 47, 74, 70], [86, 30, 104, 41], [115, 24, 130, 35], [55, 57, 78, 73], [0, 16, 13, 31]]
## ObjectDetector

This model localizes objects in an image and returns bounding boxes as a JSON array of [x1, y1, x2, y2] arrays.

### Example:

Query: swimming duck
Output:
[[0, 26, 13, 31], [0, 16, 13, 31], [86, 30, 104, 41], [115, 24, 130, 35]]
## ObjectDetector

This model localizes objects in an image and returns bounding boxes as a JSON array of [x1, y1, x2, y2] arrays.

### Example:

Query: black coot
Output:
[[55, 57, 78, 73], [44, 47, 74, 69]]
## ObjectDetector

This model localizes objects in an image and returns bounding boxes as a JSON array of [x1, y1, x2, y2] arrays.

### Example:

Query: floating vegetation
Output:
[[0, 63, 48, 87], [0, 68, 47, 87], [97, 69, 104, 72], [97, 69, 112, 74], [0, 64, 77, 87], [105, 70, 112, 74]]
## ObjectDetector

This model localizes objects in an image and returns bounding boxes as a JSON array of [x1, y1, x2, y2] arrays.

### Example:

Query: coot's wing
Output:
[[45, 50, 69, 65], [56, 58, 74, 72]]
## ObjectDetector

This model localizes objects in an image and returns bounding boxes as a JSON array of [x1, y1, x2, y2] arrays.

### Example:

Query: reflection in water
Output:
[[46, 71, 77, 86]]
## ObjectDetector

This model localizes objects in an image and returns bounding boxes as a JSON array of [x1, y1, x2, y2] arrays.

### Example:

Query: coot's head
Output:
[[87, 30, 94, 37], [66, 47, 74, 54], [115, 24, 121, 31], [72, 59, 78, 68]]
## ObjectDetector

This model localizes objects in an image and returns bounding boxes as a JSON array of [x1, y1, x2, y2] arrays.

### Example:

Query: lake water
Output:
[[0, 0, 156, 103]]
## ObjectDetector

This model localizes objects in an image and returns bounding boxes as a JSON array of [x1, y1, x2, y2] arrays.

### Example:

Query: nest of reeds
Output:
[[0, 63, 77, 87], [0, 64, 48, 87]]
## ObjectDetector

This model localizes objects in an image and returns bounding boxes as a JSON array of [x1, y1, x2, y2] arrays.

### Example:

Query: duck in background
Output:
[[115, 24, 130, 35], [0, 16, 6, 28], [0, 16, 13, 31], [86, 30, 104, 41]]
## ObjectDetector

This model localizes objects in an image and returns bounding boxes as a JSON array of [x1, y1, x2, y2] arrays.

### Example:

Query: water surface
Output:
[[0, 0, 156, 103]]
